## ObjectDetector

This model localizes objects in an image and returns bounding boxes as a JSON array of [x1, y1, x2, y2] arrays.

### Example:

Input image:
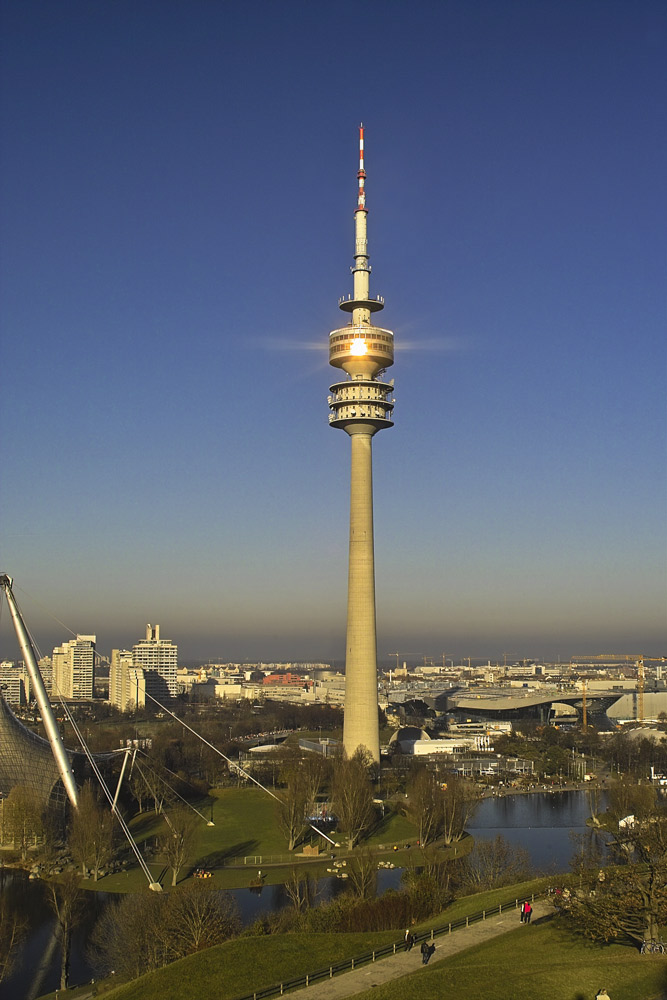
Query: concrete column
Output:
[[343, 427, 380, 761]]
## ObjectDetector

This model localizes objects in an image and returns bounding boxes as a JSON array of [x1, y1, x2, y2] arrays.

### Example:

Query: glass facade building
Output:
[[0, 694, 68, 810]]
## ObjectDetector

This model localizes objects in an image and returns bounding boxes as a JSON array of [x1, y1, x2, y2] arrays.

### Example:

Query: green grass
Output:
[[45, 892, 665, 1000], [352, 921, 667, 1000], [87, 930, 402, 1000], [88, 788, 461, 893]]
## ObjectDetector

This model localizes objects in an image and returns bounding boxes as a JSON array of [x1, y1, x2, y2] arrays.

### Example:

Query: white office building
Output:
[[110, 649, 147, 711], [51, 635, 96, 699], [132, 624, 177, 702], [0, 661, 28, 706]]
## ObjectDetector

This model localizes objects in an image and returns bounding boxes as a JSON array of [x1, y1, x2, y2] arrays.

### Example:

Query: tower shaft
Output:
[[327, 127, 395, 762], [343, 431, 379, 760]]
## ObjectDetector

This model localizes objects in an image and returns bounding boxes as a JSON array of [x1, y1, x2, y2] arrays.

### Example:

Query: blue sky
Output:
[[1, 0, 665, 664]]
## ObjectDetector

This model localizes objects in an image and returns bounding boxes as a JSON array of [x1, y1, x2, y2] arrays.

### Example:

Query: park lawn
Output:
[[47, 893, 663, 1000], [91, 788, 441, 892], [92, 930, 401, 1000], [351, 921, 665, 1000]]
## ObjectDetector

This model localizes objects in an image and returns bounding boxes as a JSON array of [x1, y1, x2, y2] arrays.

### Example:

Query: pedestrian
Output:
[[404, 929, 414, 951], [524, 902, 532, 924], [520, 901, 526, 923], [420, 940, 429, 964]]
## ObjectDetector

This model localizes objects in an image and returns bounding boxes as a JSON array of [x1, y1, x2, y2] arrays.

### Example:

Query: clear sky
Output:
[[1, 0, 665, 665]]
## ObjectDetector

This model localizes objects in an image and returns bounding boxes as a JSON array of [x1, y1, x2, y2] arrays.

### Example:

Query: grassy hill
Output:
[[96, 922, 666, 1000], [37, 878, 665, 1000], [351, 921, 666, 1000]]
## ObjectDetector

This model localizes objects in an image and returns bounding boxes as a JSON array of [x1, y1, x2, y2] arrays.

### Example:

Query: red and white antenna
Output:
[[357, 122, 366, 211]]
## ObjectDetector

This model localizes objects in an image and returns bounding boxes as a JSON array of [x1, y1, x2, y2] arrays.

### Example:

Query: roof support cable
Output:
[[57, 697, 162, 891], [143, 692, 337, 846]]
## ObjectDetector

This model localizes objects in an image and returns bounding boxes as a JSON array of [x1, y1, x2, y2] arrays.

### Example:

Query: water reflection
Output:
[[468, 790, 608, 871], [0, 869, 108, 1000]]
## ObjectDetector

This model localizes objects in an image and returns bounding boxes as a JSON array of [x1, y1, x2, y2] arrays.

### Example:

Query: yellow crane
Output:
[[571, 654, 661, 723]]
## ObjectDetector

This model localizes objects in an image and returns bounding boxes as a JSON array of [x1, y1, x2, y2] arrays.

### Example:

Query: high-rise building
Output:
[[327, 127, 395, 762], [38, 655, 53, 695], [109, 648, 146, 712], [132, 624, 177, 703], [0, 661, 28, 706], [51, 635, 96, 699]]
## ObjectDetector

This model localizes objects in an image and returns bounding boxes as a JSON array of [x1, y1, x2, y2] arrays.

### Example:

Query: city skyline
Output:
[[1, 2, 665, 664]]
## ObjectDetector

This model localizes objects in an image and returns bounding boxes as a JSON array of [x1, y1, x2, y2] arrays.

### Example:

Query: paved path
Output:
[[288, 901, 552, 1000]]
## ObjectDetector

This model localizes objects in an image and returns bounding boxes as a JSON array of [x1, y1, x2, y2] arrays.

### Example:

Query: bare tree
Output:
[[158, 807, 198, 886], [458, 834, 533, 891], [442, 777, 481, 845], [302, 752, 328, 814], [283, 867, 315, 912], [406, 767, 444, 845], [4, 785, 44, 860], [402, 846, 454, 916], [277, 765, 309, 851], [167, 881, 240, 953], [587, 784, 602, 827], [0, 896, 26, 985], [556, 782, 667, 947], [129, 764, 147, 813], [607, 776, 656, 823], [47, 871, 84, 989], [89, 892, 172, 980], [346, 849, 377, 899], [331, 749, 375, 849], [68, 782, 115, 880]]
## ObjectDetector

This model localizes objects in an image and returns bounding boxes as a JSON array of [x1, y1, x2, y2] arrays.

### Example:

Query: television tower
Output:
[[328, 126, 395, 762]]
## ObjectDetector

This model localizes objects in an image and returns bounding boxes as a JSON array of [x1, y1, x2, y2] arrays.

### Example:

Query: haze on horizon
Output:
[[1, 1, 665, 668]]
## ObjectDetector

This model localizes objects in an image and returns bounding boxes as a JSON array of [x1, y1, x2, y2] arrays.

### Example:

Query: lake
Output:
[[468, 788, 605, 872], [0, 789, 599, 1000]]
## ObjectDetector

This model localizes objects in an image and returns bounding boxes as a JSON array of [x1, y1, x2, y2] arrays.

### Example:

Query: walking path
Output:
[[288, 900, 552, 1000]]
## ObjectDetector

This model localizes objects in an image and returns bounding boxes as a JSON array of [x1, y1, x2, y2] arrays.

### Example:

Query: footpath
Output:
[[288, 900, 552, 1000]]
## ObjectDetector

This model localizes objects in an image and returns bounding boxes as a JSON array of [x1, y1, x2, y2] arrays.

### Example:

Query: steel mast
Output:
[[0, 574, 79, 809]]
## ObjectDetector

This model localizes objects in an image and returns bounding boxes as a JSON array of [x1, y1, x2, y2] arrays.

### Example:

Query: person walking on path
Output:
[[520, 901, 526, 923], [404, 929, 414, 952], [286, 898, 552, 1000], [420, 941, 429, 964], [524, 902, 532, 924]]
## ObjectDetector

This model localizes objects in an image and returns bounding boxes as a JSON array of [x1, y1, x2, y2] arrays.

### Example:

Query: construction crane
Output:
[[571, 653, 642, 665], [387, 652, 401, 676], [579, 676, 596, 730], [571, 654, 656, 723]]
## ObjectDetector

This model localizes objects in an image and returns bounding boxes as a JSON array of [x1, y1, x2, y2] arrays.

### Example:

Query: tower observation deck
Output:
[[328, 127, 394, 762]]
